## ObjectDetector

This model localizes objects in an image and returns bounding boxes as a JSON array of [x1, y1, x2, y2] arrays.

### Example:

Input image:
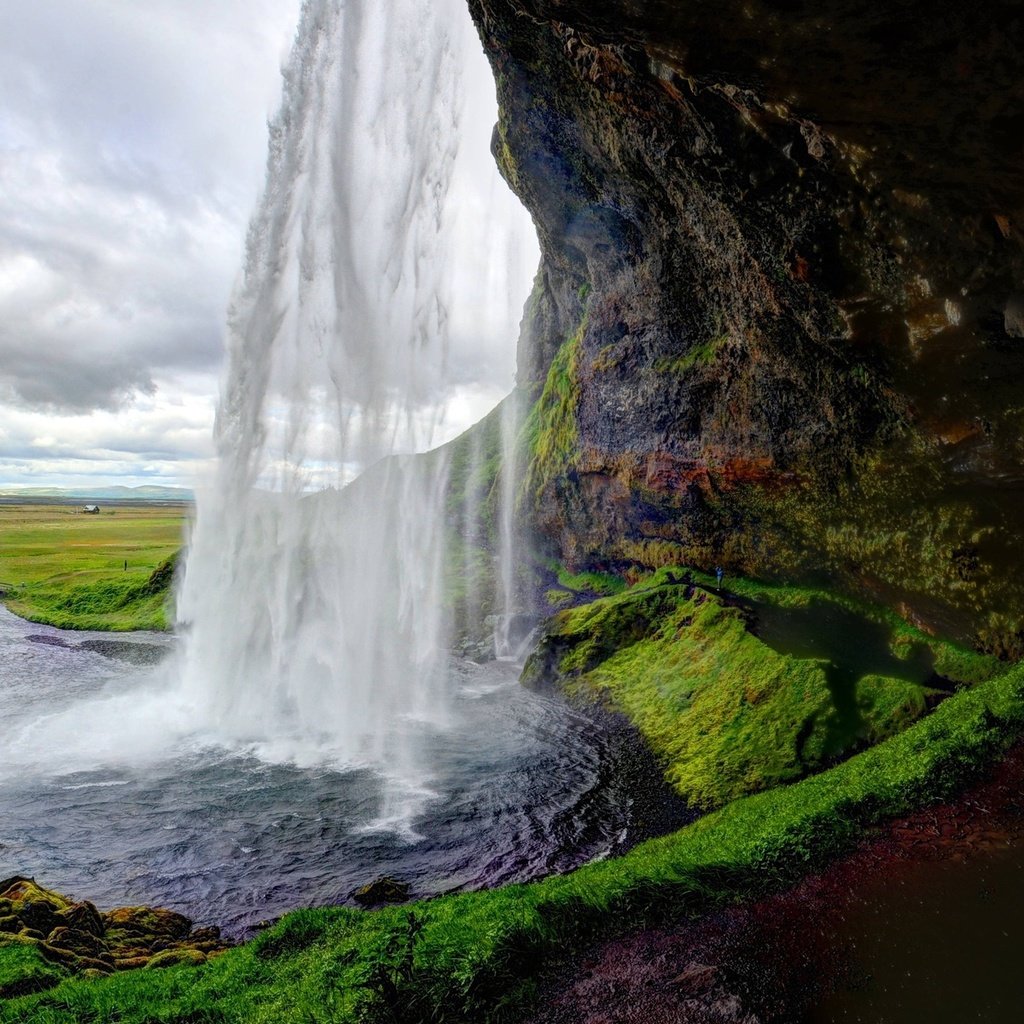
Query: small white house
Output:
[[82, 505, 100, 514]]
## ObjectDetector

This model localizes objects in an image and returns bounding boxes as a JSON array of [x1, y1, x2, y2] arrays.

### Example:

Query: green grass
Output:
[[0, 504, 186, 630], [523, 567, 1000, 808], [2, 651, 1021, 1023], [0, 945, 66, 1001]]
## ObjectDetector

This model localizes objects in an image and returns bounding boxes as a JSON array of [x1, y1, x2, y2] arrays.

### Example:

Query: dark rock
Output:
[[54, 901, 105, 939], [46, 926, 109, 960], [18, 901, 59, 936], [352, 876, 412, 906], [102, 906, 192, 943], [672, 962, 720, 996]]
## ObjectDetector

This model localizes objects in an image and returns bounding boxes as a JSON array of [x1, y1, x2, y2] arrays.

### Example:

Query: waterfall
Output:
[[172, 0, 537, 791]]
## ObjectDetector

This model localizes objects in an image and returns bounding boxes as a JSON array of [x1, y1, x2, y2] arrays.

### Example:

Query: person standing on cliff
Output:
[[715, 566, 724, 588]]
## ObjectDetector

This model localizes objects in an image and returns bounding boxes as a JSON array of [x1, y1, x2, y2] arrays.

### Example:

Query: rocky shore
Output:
[[0, 877, 231, 996]]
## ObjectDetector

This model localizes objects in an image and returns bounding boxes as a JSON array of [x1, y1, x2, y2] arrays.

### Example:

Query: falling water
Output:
[[171, 0, 536, 795], [494, 389, 526, 659]]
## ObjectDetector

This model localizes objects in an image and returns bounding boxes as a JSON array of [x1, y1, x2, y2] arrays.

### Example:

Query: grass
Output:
[[1, 648, 1021, 1023], [551, 562, 627, 597], [522, 567, 1000, 808], [0, 504, 187, 631]]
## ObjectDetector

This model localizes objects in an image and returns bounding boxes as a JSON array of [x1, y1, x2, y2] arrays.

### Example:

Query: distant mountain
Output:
[[0, 485, 194, 501]]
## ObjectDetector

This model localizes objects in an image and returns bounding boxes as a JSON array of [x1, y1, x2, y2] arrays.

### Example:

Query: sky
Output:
[[0, 0, 536, 491]]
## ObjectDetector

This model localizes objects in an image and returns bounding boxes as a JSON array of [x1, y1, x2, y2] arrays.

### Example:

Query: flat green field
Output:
[[0, 503, 188, 631]]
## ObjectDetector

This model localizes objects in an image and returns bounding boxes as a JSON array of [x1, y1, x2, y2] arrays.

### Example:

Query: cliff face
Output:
[[467, 0, 1024, 651]]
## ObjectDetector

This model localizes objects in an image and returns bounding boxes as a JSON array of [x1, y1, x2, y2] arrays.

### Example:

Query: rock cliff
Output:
[[467, 0, 1024, 652]]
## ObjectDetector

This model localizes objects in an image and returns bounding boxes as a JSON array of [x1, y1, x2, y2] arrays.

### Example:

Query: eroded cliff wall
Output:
[[467, 0, 1024, 651]]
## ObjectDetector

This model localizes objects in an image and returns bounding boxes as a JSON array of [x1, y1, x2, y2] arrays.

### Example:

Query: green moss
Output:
[[524, 567, 998, 808], [715, 432, 1024, 651], [552, 564, 627, 596], [544, 589, 574, 607], [653, 334, 727, 375], [521, 325, 584, 503], [0, 944, 67, 1000]]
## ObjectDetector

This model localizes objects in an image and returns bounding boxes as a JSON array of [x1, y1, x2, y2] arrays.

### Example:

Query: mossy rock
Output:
[[524, 566, 996, 809], [0, 879, 70, 916], [144, 948, 207, 970], [103, 906, 191, 944], [54, 901, 104, 939], [352, 877, 411, 907], [45, 926, 108, 961]]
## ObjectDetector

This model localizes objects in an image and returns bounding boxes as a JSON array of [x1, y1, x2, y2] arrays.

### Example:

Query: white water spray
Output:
[[172, 0, 536, 784]]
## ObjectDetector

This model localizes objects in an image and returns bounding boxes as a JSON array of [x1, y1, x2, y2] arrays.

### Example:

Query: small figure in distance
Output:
[[715, 565, 724, 588], [124, 559, 127, 572]]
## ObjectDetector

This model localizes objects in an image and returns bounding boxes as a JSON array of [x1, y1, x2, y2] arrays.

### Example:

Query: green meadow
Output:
[[0, 504, 187, 631]]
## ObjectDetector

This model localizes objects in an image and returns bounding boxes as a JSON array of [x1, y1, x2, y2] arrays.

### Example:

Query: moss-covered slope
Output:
[[2, 651, 1020, 1023], [523, 568, 998, 807]]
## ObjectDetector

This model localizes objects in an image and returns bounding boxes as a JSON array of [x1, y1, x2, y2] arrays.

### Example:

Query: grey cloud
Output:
[[0, 0, 300, 414]]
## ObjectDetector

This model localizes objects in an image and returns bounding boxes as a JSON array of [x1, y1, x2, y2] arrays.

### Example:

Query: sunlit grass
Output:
[[0, 504, 187, 630]]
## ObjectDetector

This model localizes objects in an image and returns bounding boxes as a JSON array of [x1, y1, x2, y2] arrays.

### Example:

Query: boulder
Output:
[[352, 876, 412, 906], [55, 901, 105, 939], [102, 906, 192, 944], [46, 925, 109, 960], [144, 948, 208, 970]]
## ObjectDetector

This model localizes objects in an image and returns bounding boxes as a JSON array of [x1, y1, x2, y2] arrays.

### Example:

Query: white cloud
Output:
[[0, 0, 538, 490]]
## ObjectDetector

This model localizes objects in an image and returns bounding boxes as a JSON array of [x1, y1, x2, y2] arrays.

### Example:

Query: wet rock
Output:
[[18, 902, 59, 937], [1004, 294, 1024, 338], [467, 0, 1024, 644], [46, 925, 108, 960], [0, 877, 232, 987], [352, 876, 412, 906]]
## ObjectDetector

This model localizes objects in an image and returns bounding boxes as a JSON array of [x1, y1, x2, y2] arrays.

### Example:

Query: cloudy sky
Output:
[[0, 0, 535, 491]]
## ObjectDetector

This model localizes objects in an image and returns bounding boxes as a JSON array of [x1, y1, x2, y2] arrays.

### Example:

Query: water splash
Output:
[[494, 388, 529, 660]]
